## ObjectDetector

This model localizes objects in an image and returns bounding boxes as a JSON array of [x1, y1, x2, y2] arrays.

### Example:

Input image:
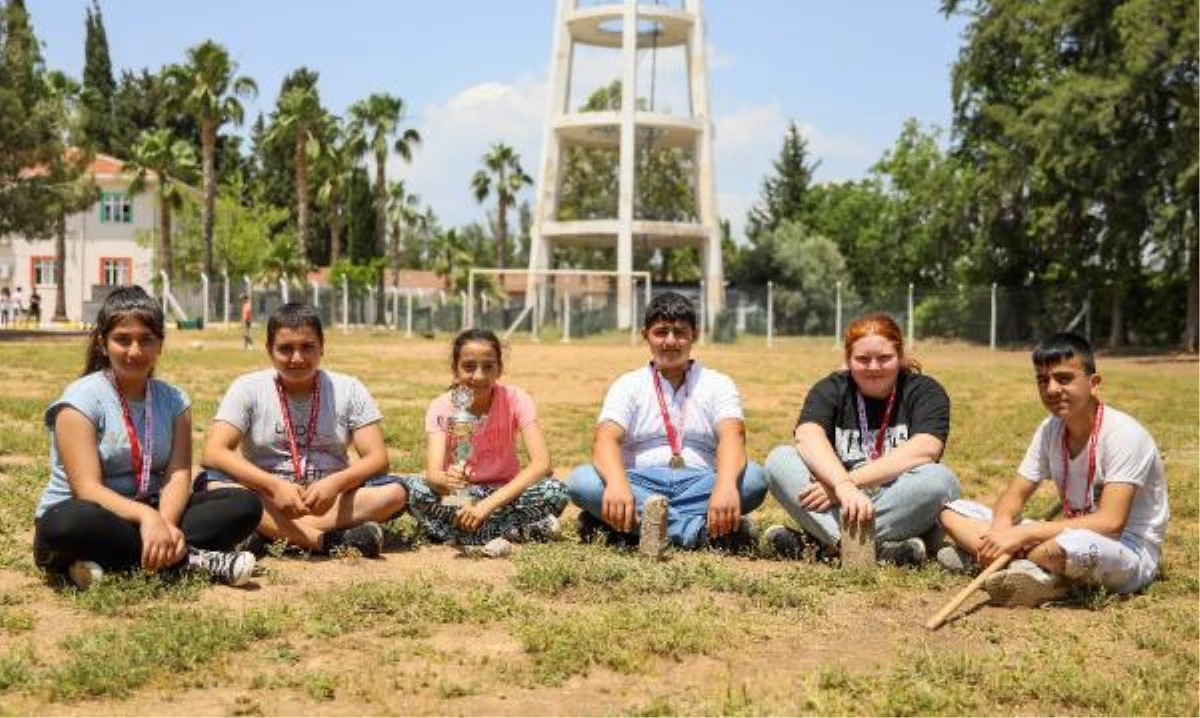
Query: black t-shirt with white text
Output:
[[796, 370, 951, 470]]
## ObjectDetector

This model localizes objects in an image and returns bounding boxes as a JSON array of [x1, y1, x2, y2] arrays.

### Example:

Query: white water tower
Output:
[[527, 0, 722, 329]]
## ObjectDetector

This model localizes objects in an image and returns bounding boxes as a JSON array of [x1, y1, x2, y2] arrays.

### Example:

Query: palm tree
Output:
[[124, 128, 197, 281], [43, 71, 95, 323], [346, 93, 421, 265], [265, 85, 324, 266], [385, 179, 422, 282], [471, 142, 532, 269], [163, 40, 257, 277], [314, 114, 358, 266]]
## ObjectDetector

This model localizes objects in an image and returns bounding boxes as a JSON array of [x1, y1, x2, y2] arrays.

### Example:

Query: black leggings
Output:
[[33, 490, 263, 573]]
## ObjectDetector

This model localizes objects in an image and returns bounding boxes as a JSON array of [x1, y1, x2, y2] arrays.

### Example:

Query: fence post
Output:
[[561, 293, 571, 343], [907, 283, 915, 349], [405, 291, 413, 338], [341, 275, 349, 334], [311, 279, 320, 309], [200, 273, 209, 328], [467, 272, 475, 328], [835, 280, 842, 347], [1084, 291, 1092, 342], [279, 277, 289, 304], [221, 269, 230, 328], [366, 285, 376, 325], [698, 279, 707, 346], [159, 270, 170, 310], [990, 282, 997, 350], [629, 276, 638, 346], [460, 291, 468, 330], [767, 280, 774, 350]]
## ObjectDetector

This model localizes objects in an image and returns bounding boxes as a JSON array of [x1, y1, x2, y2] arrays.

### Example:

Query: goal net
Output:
[[466, 268, 652, 342]]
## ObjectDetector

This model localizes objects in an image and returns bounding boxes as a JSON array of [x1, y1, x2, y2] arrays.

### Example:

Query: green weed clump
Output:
[[515, 597, 734, 685], [303, 577, 528, 639], [45, 607, 287, 700]]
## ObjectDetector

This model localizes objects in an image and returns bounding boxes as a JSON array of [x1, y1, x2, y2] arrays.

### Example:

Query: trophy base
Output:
[[441, 491, 474, 508]]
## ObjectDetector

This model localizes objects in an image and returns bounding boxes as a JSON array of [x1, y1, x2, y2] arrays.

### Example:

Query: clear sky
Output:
[[23, 0, 968, 242]]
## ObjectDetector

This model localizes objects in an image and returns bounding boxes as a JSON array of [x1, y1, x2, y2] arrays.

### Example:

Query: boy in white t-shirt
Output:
[[567, 291, 767, 551], [938, 332, 1170, 606]]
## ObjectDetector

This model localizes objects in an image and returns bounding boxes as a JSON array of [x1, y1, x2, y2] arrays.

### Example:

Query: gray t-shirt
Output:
[[207, 369, 382, 483], [37, 372, 191, 517]]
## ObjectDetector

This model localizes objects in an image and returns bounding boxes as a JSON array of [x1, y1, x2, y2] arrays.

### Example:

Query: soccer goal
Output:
[[466, 268, 652, 343]]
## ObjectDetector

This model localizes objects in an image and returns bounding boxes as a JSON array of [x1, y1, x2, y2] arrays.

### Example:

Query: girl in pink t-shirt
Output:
[[399, 329, 567, 554]]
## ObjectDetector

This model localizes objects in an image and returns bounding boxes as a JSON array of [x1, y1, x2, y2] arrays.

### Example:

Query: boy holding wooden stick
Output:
[[936, 332, 1170, 606]]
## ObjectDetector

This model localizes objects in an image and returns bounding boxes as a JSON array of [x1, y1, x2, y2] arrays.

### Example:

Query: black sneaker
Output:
[[188, 548, 255, 587], [763, 524, 835, 562], [323, 522, 384, 558], [702, 516, 759, 555], [876, 537, 927, 566], [235, 532, 271, 559], [574, 511, 637, 548], [517, 515, 562, 543]]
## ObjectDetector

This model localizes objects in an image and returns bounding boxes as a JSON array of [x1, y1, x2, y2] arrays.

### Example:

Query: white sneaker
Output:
[[482, 537, 513, 558], [984, 559, 1070, 607], [189, 548, 255, 587], [67, 560, 103, 590]]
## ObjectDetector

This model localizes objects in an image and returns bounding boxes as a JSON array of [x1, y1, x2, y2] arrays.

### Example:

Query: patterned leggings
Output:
[[399, 476, 568, 546]]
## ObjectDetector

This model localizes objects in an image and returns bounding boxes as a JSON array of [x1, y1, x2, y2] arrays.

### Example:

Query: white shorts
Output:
[[943, 499, 1159, 594]]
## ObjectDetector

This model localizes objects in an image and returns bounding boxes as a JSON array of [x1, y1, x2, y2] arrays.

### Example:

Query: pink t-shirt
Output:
[[425, 383, 537, 485]]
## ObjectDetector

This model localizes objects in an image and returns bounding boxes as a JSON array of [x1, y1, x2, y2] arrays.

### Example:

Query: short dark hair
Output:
[[267, 302, 324, 349], [643, 290, 697, 330], [1032, 332, 1096, 374], [83, 285, 164, 375]]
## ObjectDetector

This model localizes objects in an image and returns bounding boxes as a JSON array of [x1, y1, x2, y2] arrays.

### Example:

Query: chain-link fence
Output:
[[144, 275, 1113, 349]]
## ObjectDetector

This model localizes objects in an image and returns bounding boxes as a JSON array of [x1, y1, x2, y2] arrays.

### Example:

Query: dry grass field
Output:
[[0, 329, 1195, 716]]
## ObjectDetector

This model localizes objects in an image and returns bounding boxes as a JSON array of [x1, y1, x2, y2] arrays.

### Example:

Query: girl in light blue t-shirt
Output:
[[33, 286, 262, 590]]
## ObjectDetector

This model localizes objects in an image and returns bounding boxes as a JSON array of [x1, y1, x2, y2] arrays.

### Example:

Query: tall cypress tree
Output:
[[345, 166, 377, 264], [745, 121, 820, 242], [80, 0, 116, 153]]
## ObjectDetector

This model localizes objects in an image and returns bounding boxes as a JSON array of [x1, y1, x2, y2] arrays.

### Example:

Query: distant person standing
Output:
[[12, 287, 24, 328], [0, 288, 10, 329], [28, 289, 41, 327], [240, 295, 253, 350]]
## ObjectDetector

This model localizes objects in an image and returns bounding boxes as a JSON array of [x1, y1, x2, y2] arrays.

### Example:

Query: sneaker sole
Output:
[[985, 570, 1069, 607]]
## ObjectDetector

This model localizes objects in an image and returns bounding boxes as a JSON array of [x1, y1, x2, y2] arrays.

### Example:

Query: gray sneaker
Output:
[[876, 537, 927, 566], [936, 545, 977, 574], [324, 521, 385, 558], [67, 560, 104, 590], [984, 559, 1071, 607]]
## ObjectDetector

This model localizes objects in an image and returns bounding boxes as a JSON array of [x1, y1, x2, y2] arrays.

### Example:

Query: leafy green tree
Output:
[[0, 0, 60, 238], [163, 40, 258, 277], [79, 0, 115, 152], [125, 128, 198, 281], [758, 220, 858, 334], [471, 142, 532, 269]]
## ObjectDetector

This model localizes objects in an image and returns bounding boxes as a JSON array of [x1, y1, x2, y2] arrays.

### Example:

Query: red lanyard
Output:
[[649, 363, 689, 465], [107, 371, 153, 498], [1060, 402, 1104, 518], [275, 373, 320, 485], [855, 387, 896, 462]]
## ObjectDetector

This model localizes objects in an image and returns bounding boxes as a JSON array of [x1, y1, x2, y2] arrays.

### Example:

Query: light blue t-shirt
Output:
[[36, 372, 191, 517]]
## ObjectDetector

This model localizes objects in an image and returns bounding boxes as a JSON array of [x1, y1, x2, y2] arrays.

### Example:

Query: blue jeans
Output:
[[567, 462, 768, 548], [764, 445, 959, 548]]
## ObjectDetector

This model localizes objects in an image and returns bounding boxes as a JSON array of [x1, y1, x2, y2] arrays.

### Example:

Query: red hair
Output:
[[843, 312, 921, 372]]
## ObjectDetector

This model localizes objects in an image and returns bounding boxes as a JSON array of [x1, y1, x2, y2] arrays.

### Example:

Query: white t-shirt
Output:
[[1018, 405, 1169, 552], [208, 368, 382, 483], [597, 360, 744, 469]]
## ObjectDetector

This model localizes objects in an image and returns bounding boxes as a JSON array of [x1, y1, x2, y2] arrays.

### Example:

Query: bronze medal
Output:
[[669, 454, 684, 469]]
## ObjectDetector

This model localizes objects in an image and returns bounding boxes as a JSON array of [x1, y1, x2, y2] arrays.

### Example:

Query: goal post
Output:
[[467, 268, 652, 342]]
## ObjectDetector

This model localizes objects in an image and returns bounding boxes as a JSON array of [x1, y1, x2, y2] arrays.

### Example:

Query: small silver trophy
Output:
[[442, 384, 478, 508]]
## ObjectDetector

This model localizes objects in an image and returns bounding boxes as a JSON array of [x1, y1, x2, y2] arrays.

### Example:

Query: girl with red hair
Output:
[[763, 312, 959, 565]]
